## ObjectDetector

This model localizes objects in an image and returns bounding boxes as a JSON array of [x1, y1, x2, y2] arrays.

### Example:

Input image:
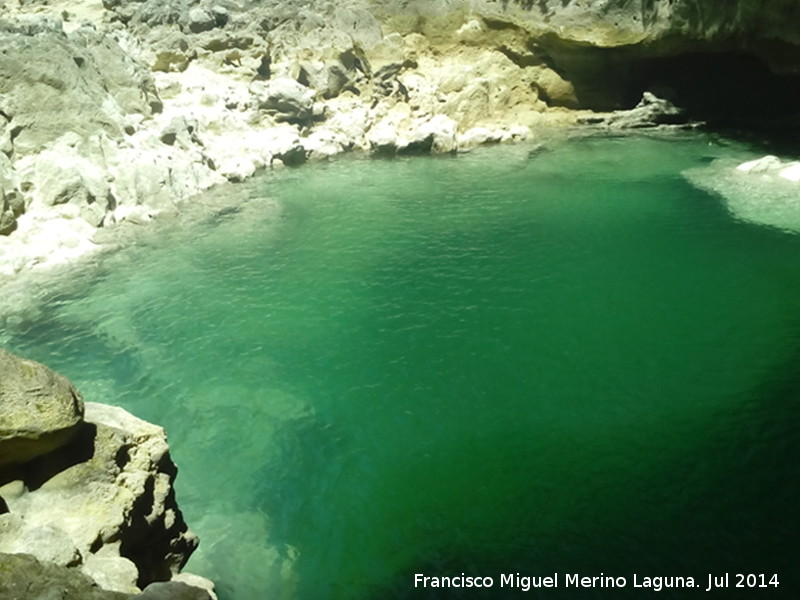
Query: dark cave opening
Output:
[[544, 37, 800, 145], [629, 50, 800, 129]]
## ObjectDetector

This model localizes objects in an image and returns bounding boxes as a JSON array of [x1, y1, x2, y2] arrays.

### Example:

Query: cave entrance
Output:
[[542, 36, 800, 139], [628, 50, 800, 130]]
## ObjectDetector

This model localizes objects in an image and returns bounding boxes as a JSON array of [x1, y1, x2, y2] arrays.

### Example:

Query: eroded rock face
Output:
[[0, 349, 84, 467], [372, 0, 800, 114], [0, 22, 160, 156], [0, 0, 798, 276], [0, 350, 204, 596]]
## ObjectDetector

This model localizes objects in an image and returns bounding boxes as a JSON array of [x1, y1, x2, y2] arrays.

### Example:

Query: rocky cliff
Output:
[[0, 348, 213, 599], [0, 0, 793, 269], [1, 0, 798, 279]]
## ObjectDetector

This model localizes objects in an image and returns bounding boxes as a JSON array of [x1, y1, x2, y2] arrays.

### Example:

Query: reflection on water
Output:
[[7, 133, 800, 599]]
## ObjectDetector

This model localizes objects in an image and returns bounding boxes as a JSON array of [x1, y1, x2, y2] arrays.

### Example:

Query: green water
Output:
[[6, 133, 800, 599]]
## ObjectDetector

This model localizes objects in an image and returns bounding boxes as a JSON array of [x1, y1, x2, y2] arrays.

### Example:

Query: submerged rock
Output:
[[685, 154, 800, 234]]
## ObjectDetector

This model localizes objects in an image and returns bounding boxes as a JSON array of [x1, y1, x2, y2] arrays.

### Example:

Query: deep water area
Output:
[[7, 132, 800, 599]]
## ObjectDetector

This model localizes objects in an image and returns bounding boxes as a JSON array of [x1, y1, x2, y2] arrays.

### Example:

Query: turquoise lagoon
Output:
[[7, 132, 800, 599]]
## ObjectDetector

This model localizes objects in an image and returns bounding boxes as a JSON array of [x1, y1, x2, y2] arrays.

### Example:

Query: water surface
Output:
[[7, 132, 800, 599]]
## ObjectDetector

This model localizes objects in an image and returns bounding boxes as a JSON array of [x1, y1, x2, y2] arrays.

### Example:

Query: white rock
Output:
[[304, 128, 347, 160], [173, 572, 219, 600], [414, 114, 458, 153], [736, 155, 782, 174], [458, 126, 500, 149], [249, 78, 315, 124], [82, 554, 140, 594], [455, 19, 485, 43], [113, 205, 155, 225], [778, 162, 800, 182]]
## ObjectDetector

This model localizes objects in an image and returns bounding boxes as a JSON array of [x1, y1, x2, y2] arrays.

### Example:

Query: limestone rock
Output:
[[0, 209, 16, 236], [183, 8, 217, 34], [686, 154, 800, 234], [414, 114, 458, 154], [137, 581, 214, 600], [171, 573, 218, 600], [579, 92, 689, 129], [0, 24, 160, 156], [298, 60, 354, 99], [0, 522, 82, 567], [0, 153, 24, 235], [0, 553, 131, 600], [160, 117, 200, 147], [736, 155, 783, 174], [24, 139, 115, 228], [1, 398, 199, 591], [0, 349, 202, 594], [250, 78, 315, 125], [0, 348, 84, 467], [0, 154, 22, 235], [152, 33, 194, 72], [84, 554, 141, 594], [458, 126, 502, 150]]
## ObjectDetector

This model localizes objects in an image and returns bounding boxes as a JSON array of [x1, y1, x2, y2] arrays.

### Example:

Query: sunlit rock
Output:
[[0, 349, 204, 595], [250, 78, 315, 125], [0, 349, 84, 468]]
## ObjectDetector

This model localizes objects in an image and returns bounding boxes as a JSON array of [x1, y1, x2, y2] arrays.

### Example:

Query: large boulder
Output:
[[249, 77, 315, 124], [0, 348, 84, 467]]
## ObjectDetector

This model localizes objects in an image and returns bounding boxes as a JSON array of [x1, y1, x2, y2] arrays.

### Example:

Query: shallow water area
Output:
[[6, 131, 800, 599]]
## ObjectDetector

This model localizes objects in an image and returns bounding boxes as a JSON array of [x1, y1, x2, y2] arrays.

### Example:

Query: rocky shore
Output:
[[2, 0, 799, 280]]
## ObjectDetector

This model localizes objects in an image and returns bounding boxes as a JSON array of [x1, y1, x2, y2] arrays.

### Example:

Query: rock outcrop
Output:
[[0, 350, 211, 598]]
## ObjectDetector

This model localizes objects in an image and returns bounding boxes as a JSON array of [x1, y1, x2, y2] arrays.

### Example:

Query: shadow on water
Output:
[[368, 333, 800, 600]]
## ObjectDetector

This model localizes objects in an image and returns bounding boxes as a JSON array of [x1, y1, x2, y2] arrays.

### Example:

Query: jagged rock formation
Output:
[[0, 349, 211, 598]]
